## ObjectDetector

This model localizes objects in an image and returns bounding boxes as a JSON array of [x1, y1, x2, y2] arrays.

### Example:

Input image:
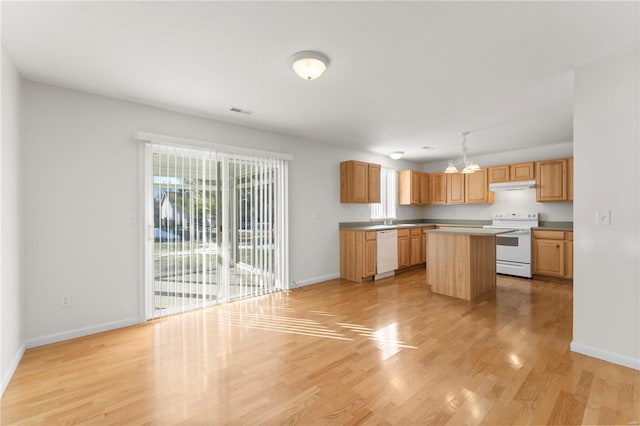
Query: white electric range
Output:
[[483, 212, 539, 278]]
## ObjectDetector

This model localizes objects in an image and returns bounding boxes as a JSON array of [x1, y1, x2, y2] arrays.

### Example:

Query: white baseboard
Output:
[[291, 273, 340, 288], [26, 316, 142, 349], [571, 340, 640, 370], [1, 341, 26, 397]]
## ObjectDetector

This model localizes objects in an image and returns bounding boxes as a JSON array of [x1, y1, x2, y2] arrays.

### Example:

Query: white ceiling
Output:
[[2, 1, 638, 162]]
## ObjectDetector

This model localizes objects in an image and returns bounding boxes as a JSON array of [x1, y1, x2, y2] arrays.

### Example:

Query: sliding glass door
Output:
[[151, 149, 221, 316], [145, 144, 288, 319]]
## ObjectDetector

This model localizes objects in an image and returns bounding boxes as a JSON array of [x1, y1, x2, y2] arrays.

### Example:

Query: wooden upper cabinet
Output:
[[536, 159, 567, 202], [340, 160, 381, 203], [567, 157, 573, 201], [368, 163, 381, 203], [430, 173, 447, 204], [488, 165, 509, 183], [465, 169, 491, 204], [398, 170, 428, 205], [419, 173, 429, 205], [446, 173, 465, 204], [488, 162, 534, 183], [510, 162, 535, 181]]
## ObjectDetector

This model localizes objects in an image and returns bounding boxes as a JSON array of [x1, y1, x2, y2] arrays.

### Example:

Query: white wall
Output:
[[21, 81, 426, 345], [1, 46, 25, 393], [572, 49, 639, 369], [422, 143, 574, 221]]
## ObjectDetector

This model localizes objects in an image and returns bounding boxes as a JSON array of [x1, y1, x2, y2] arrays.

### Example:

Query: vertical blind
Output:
[[146, 143, 289, 319], [371, 168, 397, 219]]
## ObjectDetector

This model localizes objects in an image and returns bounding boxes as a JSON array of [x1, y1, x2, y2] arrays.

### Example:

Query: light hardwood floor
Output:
[[1, 269, 638, 425]]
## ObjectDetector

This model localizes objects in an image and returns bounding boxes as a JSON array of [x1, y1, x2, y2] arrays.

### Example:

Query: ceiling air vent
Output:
[[229, 107, 253, 115], [422, 146, 435, 150]]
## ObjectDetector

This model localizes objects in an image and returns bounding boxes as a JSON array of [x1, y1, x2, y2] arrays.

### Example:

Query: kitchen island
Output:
[[426, 228, 511, 300]]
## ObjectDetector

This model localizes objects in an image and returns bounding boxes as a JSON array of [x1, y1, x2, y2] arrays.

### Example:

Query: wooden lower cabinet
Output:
[[364, 234, 377, 277], [533, 230, 573, 279], [409, 228, 422, 266], [397, 229, 411, 269], [340, 230, 377, 282], [564, 232, 573, 279]]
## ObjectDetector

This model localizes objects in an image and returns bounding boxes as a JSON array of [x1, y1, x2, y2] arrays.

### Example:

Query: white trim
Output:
[[135, 131, 293, 161], [570, 340, 640, 370], [26, 317, 142, 349], [1, 341, 26, 397], [292, 273, 340, 288]]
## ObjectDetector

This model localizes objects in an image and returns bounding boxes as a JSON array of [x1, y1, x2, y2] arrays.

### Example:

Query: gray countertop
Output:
[[341, 223, 484, 231], [426, 227, 513, 236], [340, 219, 573, 232]]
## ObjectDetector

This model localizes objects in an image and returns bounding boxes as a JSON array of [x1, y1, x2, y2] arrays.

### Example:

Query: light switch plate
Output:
[[596, 210, 611, 225]]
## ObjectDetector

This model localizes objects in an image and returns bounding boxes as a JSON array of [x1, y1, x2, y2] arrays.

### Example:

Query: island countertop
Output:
[[425, 227, 513, 236]]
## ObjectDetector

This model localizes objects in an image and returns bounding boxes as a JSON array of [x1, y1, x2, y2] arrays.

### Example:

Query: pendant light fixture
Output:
[[290, 50, 330, 80], [444, 131, 480, 174]]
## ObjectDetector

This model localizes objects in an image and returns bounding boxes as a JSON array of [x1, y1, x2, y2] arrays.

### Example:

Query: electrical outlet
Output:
[[60, 295, 72, 308]]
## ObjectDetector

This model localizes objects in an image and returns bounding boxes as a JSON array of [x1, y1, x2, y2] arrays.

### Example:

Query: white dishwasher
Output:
[[376, 230, 398, 280]]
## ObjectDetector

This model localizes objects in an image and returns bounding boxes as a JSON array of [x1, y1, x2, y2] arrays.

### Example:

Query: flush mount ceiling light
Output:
[[290, 50, 329, 80], [444, 131, 480, 174], [389, 151, 404, 160]]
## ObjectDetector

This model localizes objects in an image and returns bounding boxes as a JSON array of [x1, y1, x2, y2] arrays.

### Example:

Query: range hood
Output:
[[489, 180, 536, 191]]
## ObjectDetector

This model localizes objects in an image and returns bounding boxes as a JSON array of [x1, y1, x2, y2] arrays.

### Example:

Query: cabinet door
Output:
[[488, 166, 509, 183], [564, 240, 573, 279], [419, 173, 429, 205], [410, 171, 421, 205], [398, 236, 410, 269], [398, 170, 412, 205], [430, 173, 447, 204], [368, 163, 381, 203], [510, 162, 535, 181], [465, 169, 489, 204], [421, 232, 427, 263], [533, 239, 565, 277], [567, 158, 573, 201], [536, 159, 567, 202], [340, 161, 368, 203], [446, 173, 465, 204], [364, 238, 377, 277], [410, 230, 422, 265]]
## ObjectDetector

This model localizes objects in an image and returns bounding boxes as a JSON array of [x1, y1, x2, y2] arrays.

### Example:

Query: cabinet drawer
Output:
[[410, 228, 422, 236], [533, 230, 564, 240], [397, 229, 410, 237], [365, 231, 377, 240], [566, 232, 573, 241]]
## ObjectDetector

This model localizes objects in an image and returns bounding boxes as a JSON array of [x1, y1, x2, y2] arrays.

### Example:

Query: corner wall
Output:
[[572, 48, 639, 369], [1, 46, 25, 394]]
